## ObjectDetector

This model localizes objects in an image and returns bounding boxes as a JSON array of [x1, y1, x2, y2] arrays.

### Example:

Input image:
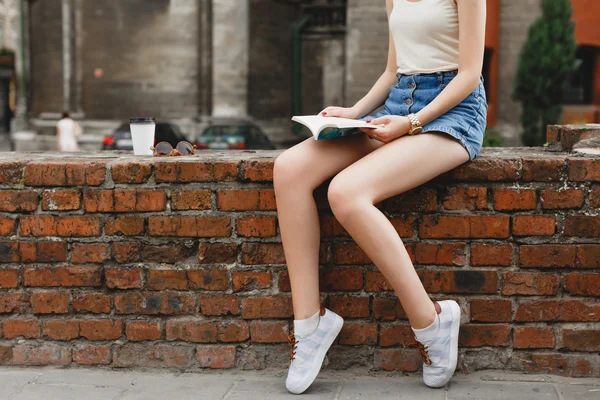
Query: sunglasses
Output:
[[150, 141, 197, 157]]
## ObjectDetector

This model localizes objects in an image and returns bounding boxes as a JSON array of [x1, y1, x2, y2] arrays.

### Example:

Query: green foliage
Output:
[[513, 0, 578, 146], [482, 129, 504, 147]]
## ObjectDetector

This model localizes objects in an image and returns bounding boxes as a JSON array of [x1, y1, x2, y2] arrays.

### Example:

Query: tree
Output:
[[513, 0, 578, 146]]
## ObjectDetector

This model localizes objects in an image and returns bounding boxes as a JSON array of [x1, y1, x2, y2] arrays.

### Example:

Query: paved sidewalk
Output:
[[1, 368, 599, 400]]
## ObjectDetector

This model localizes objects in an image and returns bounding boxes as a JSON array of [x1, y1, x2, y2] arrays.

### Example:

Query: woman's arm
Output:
[[321, 0, 398, 119], [415, 0, 486, 125], [56, 125, 62, 151]]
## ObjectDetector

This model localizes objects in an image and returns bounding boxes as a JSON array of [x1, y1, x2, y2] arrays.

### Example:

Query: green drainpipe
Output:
[[19, 0, 28, 117], [292, 15, 312, 136]]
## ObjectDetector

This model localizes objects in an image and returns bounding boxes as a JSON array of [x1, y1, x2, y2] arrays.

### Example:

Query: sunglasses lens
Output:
[[177, 142, 194, 155], [155, 143, 171, 155]]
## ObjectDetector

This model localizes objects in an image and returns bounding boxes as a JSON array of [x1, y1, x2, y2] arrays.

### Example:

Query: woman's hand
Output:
[[359, 115, 411, 144], [320, 106, 361, 120]]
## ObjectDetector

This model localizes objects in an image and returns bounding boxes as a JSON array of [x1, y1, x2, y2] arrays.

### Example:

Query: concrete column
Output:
[[74, 0, 83, 115], [61, 0, 72, 112], [14, 0, 28, 128], [323, 38, 346, 107], [211, 0, 249, 117], [198, 0, 212, 116]]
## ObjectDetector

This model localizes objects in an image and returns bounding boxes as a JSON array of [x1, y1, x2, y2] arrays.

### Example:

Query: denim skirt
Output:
[[362, 70, 487, 160]]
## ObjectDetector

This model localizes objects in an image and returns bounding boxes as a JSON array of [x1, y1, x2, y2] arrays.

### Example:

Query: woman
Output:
[[275, 0, 487, 394], [56, 111, 82, 152]]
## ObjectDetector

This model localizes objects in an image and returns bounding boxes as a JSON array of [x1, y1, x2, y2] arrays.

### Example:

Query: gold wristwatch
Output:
[[407, 114, 423, 135]]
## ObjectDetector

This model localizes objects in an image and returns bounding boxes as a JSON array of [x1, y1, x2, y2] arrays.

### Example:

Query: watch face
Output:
[[411, 126, 423, 135]]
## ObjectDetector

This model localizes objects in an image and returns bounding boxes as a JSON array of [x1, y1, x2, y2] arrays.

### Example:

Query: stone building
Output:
[[20, 0, 600, 147]]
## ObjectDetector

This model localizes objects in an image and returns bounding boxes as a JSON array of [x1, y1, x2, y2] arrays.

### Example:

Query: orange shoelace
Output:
[[402, 337, 432, 365], [288, 330, 299, 361]]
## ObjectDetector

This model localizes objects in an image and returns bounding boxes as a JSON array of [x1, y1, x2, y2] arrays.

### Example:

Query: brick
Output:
[[448, 159, 520, 181], [73, 346, 111, 365], [0, 293, 28, 313], [72, 293, 111, 313], [520, 245, 576, 268], [502, 272, 560, 295], [321, 269, 363, 291], [41, 189, 80, 211], [564, 216, 600, 237], [522, 158, 565, 181], [338, 322, 377, 345], [390, 215, 416, 237], [111, 161, 152, 183], [0, 241, 19, 263], [84, 190, 167, 212], [241, 243, 285, 264], [576, 245, 600, 268], [24, 266, 101, 287], [568, 159, 600, 181], [0, 190, 38, 212], [414, 243, 467, 266], [141, 243, 196, 264], [149, 216, 231, 237], [166, 320, 217, 343], [171, 189, 212, 210], [25, 161, 105, 186], [278, 271, 291, 291], [329, 296, 370, 318], [374, 349, 421, 372], [564, 273, 600, 296], [379, 324, 412, 347], [471, 243, 513, 266], [111, 242, 141, 263], [470, 216, 511, 238], [232, 271, 272, 292], [421, 270, 498, 294], [20, 215, 57, 236], [590, 185, 600, 208], [459, 324, 510, 347], [0, 217, 16, 236], [0, 345, 11, 364], [188, 269, 229, 290], [382, 187, 438, 212], [71, 243, 110, 264], [30, 292, 69, 314], [12, 343, 71, 366], [56, 216, 101, 237], [442, 187, 487, 210], [250, 321, 289, 343], [80, 320, 123, 341], [373, 297, 407, 320], [560, 300, 600, 322], [237, 216, 277, 237], [419, 215, 509, 239], [540, 188, 585, 209], [0, 160, 26, 185], [148, 270, 188, 290], [217, 189, 276, 211], [470, 299, 512, 322], [126, 321, 162, 341], [493, 188, 537, 211], [3, 320, 41, 339], [513, 215, 556, 236], [198, 243, 238, 264], [331, 243, 372, 265], [200, 295, 239, 316], [218, 321, 250, 343], [514, 327, 555, 349], [105, 268, 143, 289], [243, 159, 274, 181], [562, 329, 600, 352], [515, 300, 560, 321], [197, 346, 236, 369], [0, 269, 18, 288], [155, 160, 239, 183], [241, 297, 293, 319], [320, 214, 349, 237], [18, 241, 68, 262], [115, 292, 195, 315], [365, 271, 393, 292], [42, 320, 79, 340], [105, 216, 145, 236], [113, 344, 194, 368]]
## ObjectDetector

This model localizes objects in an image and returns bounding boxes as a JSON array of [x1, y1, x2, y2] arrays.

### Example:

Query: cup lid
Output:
[[130, 117, 156, 124]]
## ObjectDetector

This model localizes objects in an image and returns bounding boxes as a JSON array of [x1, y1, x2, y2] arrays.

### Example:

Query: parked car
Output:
[[102, 122, 188, 151], [195, 119, 275, 150]]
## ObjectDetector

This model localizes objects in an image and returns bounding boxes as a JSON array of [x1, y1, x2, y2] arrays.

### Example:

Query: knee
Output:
[[327, 176, 368, 223], [273, 150, 303, 193]]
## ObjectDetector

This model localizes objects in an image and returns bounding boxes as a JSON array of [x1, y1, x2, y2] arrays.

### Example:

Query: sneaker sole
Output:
[[287, 314, 344, 395], [426, 300, 461, 388]]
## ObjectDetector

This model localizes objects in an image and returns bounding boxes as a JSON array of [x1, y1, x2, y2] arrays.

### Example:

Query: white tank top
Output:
[[389, 0, 460, 75]]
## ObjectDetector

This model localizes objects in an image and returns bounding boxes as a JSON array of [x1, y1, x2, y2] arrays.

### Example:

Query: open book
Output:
[[292, 115, 384, 140]]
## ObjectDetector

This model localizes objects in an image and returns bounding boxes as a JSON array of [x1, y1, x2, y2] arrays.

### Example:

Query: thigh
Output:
[[332, 132, 470, 203], [275, 133, 385, 189]]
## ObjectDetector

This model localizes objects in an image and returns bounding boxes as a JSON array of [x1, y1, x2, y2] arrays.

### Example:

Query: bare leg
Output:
[[274, 134, 384, 319], [327, 133, 470, 329]]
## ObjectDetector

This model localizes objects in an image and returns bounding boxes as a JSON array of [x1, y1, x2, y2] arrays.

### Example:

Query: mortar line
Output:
[[221, 379, 241, 400], [553, 382, 565, 400]]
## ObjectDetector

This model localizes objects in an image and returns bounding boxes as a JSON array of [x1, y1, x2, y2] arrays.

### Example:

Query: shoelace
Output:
[[287, 330, 299, 361], [402, 338, 432, 365]]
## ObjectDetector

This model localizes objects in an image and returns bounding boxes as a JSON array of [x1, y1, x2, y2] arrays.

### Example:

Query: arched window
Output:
[[565, 46, 598, 105]]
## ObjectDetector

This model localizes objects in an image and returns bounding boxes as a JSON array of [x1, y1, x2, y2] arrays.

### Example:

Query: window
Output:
[[564, 46, 597, 105]]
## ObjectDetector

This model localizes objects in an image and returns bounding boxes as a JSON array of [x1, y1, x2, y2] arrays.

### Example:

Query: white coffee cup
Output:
[[130, 117, 156, 156]]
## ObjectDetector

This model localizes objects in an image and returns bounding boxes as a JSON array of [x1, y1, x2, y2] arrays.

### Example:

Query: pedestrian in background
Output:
[[56, 111, 82, 152]]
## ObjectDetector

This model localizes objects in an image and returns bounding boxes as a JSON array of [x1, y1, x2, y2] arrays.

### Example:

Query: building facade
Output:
[[21, 0, 600, 146]]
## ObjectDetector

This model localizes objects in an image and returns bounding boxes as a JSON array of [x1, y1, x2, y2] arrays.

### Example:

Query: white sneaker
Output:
[[405, 300, 461, 388], [286, 306, 344, 394]]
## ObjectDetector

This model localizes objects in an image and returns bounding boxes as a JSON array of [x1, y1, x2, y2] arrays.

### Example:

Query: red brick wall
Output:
[[0, 148, 599, 375]]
